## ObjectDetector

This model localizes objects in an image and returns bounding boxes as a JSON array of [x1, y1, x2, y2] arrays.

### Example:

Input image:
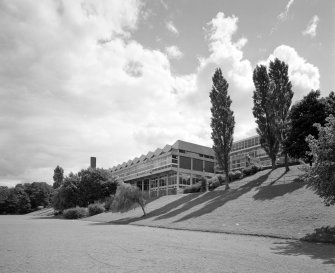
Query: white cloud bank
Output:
[[0, 3, 320, 186], [302, 15, 319, 38], [264, 45, 320, 99]]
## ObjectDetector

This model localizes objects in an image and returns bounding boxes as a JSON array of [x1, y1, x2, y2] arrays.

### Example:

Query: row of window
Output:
[[231, 136, 260, 152], [134, 173, 209, 190], [179, 156, 215, 173], [178, 149, 214, 160]]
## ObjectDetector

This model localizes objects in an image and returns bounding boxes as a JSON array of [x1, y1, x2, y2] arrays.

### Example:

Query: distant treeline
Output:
[[0, 182, 54, 214]]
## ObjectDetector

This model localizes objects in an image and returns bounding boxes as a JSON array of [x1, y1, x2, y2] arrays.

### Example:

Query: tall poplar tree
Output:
[[269, 58, 293, 171], [252, 65, 279, 170], [210, 68, 235, 190], [53, 165, 64, 189]]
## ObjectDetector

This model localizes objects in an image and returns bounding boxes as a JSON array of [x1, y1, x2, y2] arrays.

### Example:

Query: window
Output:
[[193, 158, 203, 171], [179, 149, 185, 153], [204, 161, 214, 173], [179, 156, 191, 170]]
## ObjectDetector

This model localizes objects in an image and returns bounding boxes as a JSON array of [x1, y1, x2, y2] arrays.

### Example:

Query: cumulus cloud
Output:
[[263, 45, 320, 99], [166, 21, 179, 35], [278, 0, 295, 21], [182, 12, 255, 141], [165, 45, 183, 59], [0, 0, 186, 185], [302, 15, 319, 38]]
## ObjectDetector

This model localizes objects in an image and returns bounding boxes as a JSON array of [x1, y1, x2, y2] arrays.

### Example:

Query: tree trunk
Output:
[[284, 152, 289, 172], [224, 170, 230, 190], [139, 203, 146, 216], [271, 157, 276, 170]]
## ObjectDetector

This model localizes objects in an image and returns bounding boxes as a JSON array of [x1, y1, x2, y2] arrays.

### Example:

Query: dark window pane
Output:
[[193, 158, 203, 171], [179, 156, 191, 170], [204, 161, 214, 173]]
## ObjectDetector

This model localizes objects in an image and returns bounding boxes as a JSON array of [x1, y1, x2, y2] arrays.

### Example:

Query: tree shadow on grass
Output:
[[253, 178, 306, 201], [91, 170, 273, 225], [269, 169, 289, 185], [89, 193, 201, 225], [29, 215, 66, 220], [89, 216, 145, 225], [271, 240, 335, 265], [170, 170, 273, 223]]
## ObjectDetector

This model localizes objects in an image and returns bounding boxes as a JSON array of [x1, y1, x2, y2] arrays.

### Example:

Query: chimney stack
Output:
[[90, 157, 96, 169]]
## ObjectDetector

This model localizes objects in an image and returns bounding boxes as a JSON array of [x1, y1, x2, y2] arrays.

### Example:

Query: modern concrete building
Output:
[[230, 135, 285, 171], [111, 140, 216, 196], [111, 136, 279, 196]]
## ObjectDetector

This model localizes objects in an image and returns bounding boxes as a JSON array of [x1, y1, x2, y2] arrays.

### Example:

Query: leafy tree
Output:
[[269, 58, 293, 171], [52, 174, 80, 211], [0, 186, 10, 214], [285, 90, 327, 164], [15, 187, 31, 214], [53, 165, 64, 189], [4, 186, 31, 214], [252, 65, 279, 169], [112, 183, 147, 216], [24, 182, 54, 209], [304, 115, 335, 206], [325, 91, 335, 116], [209, 68, 235, 190], [77, 168, 118, 206]]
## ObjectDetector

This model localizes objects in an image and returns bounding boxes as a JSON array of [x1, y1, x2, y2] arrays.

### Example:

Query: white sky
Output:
[[0, 0, 334, 186]]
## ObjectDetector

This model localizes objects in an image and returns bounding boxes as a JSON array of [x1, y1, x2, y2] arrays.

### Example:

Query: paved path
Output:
[[0, 215, 334, 273]]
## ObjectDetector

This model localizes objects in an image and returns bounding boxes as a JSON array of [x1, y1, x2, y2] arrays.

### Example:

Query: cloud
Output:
[[180, 12, 255, 141], [278, 0, 295, 21], [263, 45, 320, 99], [165, 45, 183, 59], [166, 21, 179, 35], [302, 15, 319, 38]]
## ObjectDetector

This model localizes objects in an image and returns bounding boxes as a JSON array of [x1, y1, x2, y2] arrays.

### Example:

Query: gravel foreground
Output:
[[0, 215, 334, 273]]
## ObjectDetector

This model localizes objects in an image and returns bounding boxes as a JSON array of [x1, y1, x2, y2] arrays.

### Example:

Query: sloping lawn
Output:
[[84, 165, 335, 239]]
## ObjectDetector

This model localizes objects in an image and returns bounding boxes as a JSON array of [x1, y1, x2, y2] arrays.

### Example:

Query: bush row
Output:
[[183, 164, 263, 194]]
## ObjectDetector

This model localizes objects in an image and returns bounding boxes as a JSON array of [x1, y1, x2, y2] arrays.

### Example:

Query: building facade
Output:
[[111, 136, 279, 196], [229, 135, 285, 171], [111, 140, 216, 196]]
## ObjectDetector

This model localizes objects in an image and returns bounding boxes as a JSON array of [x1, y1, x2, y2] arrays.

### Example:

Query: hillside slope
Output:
[[84, 165, 335, 239]]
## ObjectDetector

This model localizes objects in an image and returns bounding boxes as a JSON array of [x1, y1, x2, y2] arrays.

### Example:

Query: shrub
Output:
[[302, 226, 335, 243], [208, 179, 220, 191], [200, 177, 207, 192], [229, 170, 243, 181], [242, 164, 262, 177], [104, 196, 114, 211], [183, 183, 201, 193], [112, 183, 147, 216], [63, 207, 87, 219], [88, 203, 105, 216]]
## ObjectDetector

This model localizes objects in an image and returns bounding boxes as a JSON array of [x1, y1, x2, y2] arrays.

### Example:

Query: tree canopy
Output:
[[269, 58, 293, 171], [53, 165, 64, 189], [52, 168, 118, 211], [112, 183, 147, 216], [304, 115, 335, 206], [209, 68, 235, 189], [285, 90, 327, 164], [252, 64, 279, 169]]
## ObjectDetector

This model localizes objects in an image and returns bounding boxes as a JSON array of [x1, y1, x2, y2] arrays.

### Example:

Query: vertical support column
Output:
[[157, 176, 161, 196], [190, 157, 193, 185], [177, 155, 180, 194], [142, 180, 144, 192], [166, 174, 169, 195], [148, 178, 151, 198]]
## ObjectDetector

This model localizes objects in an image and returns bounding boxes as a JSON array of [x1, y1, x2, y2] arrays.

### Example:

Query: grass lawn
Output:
[[85, 165, 335, 239]]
